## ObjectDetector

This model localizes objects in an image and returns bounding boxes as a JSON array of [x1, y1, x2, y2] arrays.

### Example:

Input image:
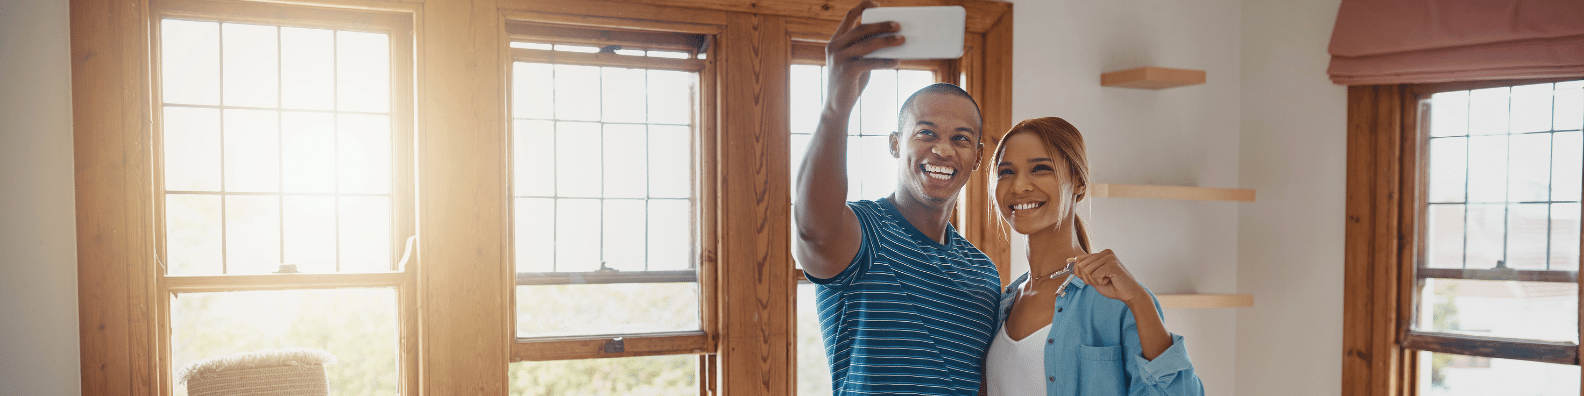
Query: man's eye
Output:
[[953, 135, 971, 141], [918, 130, 936, 137]]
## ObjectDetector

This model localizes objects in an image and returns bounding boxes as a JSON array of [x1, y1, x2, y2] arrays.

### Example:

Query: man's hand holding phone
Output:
[[824, 1, 904, 117]]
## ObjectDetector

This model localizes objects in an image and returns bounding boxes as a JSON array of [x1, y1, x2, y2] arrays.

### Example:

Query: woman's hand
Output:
[[1070, 249, 1150, 307], [823, 1, 904, 115]]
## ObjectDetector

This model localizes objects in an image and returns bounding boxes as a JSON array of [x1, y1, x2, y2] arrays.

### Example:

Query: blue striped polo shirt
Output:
[[807, 198, 1002, 396]]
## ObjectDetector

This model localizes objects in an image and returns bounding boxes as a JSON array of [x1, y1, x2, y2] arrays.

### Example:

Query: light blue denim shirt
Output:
[[995, 272, 1205, 396]]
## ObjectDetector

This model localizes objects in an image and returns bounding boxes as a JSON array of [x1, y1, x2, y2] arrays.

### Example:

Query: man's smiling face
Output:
[[890, 92, 983, 205]]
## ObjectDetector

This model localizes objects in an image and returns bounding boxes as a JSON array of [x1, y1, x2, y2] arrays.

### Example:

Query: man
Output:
[[794, 2, 1001, 395]]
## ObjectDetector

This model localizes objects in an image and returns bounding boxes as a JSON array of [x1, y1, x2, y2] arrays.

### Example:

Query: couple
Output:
[[794, 3, 1204, 395]]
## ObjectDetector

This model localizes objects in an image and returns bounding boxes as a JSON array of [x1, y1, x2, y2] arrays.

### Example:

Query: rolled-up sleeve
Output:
[[1122, 298, 1204, 396]]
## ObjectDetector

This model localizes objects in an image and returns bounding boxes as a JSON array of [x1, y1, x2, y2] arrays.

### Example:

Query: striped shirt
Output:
[[807, 198, 1002, 396]]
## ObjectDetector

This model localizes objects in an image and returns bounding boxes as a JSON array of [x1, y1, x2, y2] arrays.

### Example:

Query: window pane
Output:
[[281, 111, 337, 193], [555, 64, 601, 121], [221, 23, 279, 108], [1466, 135, 1508, 203], [224, 195, 280, 275], [166, 194, 223, 275], [1508, 83, 1553, 134], [1506, 133, 1550, 203], [222, 109, 280, 193], [339, 196, 391, 272], [170, 288, 398, 396], [648, 199, 690, 271], [1427, 137, 1467, 203], [1551, 203, 1579, 271], [603, 67, 647, 123], [1425, 204, 1465, 269], [161, 19, 220, 106], [514, 119, 555, 197], [1430, 91, 1470, 137], [797, 284, 834, 396], [1468, 87, 1509, 136], [1504, 203, 1547, 270], [164, 106, 223, 192], [508, 355, 696, 395], [281, 27, 335, 111], [1553, 131, 1581, 202], [647, 70, 693, 125], [790, 65, 824, 136], [555, 198, 601, 272], [514, 283, 700, 337], [859, 69, 898, 135], [603, 199, 646, 272], [648, 125, 690, 199], [604, 124, 648, 199], [1463, 204, 1505, 269], [1418, 351, 1580, 396], [514, 62, 554, 119], [335, 31, 389, 113], [283, 196, 336, 273], [1556, 80, 1583, 131], [337, 114, 392, 194], [556, 122, 602, 198], [857, 135, 897, 200], [1416, 278, 1578, 343], [515, 197, 555, 273]]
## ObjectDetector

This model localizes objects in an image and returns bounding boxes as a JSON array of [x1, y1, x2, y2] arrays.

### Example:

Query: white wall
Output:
[[0, 0, 82, 394], [1007, 0, 1346, 395], [1236, 0, 1346, 395]]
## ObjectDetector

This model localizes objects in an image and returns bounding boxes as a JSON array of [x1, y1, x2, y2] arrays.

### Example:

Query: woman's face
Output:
[[993, 131, 1081, 235]]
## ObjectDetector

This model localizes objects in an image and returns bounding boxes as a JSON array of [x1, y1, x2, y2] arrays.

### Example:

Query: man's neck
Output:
[[888, 192, 955, 244]]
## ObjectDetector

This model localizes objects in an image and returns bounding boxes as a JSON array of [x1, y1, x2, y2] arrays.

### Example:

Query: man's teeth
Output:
[[923, 164, 955, 180], [1012, 202, 1042, 210]]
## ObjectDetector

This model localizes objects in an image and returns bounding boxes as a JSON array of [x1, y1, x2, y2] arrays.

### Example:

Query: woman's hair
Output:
[[989, 117, 1092, 253]]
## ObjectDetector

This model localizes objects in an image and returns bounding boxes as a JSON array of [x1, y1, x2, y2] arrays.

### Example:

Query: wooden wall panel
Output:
[[713, 12, 795, 396], [415, 0, 511, 393], [1342, 85, 1409, 396], [71, 0, 162, 394]]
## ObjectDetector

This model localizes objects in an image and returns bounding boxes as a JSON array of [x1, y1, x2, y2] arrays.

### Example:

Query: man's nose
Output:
[[931, 143, 950, 158]]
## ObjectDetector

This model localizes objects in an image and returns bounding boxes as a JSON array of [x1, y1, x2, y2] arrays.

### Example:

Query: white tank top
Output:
[[985, 323, 1051, 396]]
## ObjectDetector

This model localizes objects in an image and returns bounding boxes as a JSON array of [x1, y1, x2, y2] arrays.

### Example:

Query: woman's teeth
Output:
[[1012, 202, 1043, 211], [923, 164, 954, 180]]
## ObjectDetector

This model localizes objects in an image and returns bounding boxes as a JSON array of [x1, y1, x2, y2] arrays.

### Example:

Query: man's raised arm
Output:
[[793, 1, 903, 279]]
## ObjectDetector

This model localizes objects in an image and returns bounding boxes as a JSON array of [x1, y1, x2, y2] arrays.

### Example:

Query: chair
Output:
[[179, 348, 336, 396]]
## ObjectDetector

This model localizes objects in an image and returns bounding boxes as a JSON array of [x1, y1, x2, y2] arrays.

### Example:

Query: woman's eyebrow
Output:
[[997, 158, 1054, 167]]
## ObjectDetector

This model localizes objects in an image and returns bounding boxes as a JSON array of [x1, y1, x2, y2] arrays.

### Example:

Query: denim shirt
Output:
[[995, 273, 1205, 396]]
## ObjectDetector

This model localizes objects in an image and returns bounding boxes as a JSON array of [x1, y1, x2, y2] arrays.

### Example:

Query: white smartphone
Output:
[[860, 6, 966, 60]]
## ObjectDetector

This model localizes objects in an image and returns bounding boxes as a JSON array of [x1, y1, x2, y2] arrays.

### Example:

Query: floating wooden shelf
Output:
[[1100, 67, 1206, 89], [1090, 183, 1255, 202], [1156, 293, 1254, 309]]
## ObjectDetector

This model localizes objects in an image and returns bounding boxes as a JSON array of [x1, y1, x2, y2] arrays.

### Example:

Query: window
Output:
[[151, 1, 414, 395], [1410, 81, 1582, 394], [1343, 79, 1584, 395], [504, 22, 709, 393]]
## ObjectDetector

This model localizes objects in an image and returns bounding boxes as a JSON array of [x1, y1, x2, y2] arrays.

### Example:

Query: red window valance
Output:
[[1327, 0, 1584, 85]]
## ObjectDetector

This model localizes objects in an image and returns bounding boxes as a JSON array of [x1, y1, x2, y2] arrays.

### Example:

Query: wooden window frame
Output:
[[73, 0, 1011, 394], [1342, 78, 1584, 396]]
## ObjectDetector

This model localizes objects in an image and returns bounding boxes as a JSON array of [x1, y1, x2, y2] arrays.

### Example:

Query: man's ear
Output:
[[973, 142, 984, 170], [888, 132, 900, 158]]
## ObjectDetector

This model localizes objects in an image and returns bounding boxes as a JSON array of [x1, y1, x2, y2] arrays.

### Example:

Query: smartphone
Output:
[[860, 6, 966, 60]]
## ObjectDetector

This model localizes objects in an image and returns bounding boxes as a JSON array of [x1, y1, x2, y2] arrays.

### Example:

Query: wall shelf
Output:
[[1100, 67, 1206, 89], [1156, 293, 1254, 309], [1090, 183, 1255, 202]]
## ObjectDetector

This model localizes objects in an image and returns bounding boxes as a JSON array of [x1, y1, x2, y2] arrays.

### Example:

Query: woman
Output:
[[983, 117, 1203, 395]]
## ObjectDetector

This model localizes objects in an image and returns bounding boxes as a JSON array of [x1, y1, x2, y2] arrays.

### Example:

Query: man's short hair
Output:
[[896, 83, 983, 139]]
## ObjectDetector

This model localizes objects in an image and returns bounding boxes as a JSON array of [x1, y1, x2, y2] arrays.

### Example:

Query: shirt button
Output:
[[1057, 307, 1063, 312], [1048, 376, 1055, 382], [1046, 338, 1053, 344]]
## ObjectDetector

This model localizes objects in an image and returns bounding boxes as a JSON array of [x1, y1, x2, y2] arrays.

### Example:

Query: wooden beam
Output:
[[71, 0, 162, 394], [1342, 85, 1410, 396], [510, 332, 712, 361], [416, 0, 511, 393], [1089, 183, 1255, 202], [164, 273, 407, 293], [1403, 332, 1579, 366], [601, 0, 1010, 33], [509, 47, 705, 71], [713, 12, 794, 395], [961, 11, 1014, 286]]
